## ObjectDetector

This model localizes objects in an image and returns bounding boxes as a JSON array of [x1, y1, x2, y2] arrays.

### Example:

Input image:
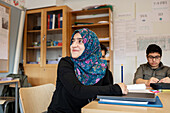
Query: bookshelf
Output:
[[70, 8, 113, 72], [23, 6, 72, 86]]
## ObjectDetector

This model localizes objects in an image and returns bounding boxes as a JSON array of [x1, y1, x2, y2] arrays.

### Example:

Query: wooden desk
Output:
[[0, 79, 19, 113], [82, 92, 170, 113]]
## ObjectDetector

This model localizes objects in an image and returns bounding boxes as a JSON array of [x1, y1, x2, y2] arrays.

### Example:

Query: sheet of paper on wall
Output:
[[114, 19, 137, 63], [136, 12, 153, 34], [152, 0, 169, 9], [152, 10, 170, 22], [152, 0, 170, 21], [114, 20, 126, 64]]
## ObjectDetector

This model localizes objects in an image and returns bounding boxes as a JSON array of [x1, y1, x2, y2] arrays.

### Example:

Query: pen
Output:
[[121, 64, 123, 83], [159, 89, 170, 92]]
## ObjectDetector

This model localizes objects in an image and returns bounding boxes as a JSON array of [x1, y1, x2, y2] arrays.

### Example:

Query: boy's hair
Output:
[[100, 43, 107, 55], [146, 44, 162, 57]]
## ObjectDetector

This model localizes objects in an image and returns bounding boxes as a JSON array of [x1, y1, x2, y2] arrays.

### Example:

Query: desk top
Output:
[[0, 79, 19, 84], [82, 92, 170, 113]]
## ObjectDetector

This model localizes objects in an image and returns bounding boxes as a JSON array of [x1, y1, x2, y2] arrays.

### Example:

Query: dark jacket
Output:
[[48, 57, 122, 113], [1, 74, 32, 97]]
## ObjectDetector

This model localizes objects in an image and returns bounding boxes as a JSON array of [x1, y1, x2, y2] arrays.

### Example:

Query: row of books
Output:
[[72, 20, 108, 26], [47, 13, 62, 29], [82, 4, 113, 11]]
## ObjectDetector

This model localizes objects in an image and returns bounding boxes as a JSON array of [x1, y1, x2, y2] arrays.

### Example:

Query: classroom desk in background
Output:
[[82, 92, 170, 113], [0, 79, 19, 113]]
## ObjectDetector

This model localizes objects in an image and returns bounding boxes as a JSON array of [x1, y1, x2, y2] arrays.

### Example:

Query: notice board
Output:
[[0, 3, 10, 73]]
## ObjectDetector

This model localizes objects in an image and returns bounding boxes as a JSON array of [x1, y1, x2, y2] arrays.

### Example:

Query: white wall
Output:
[[25, 0, 170, 85]]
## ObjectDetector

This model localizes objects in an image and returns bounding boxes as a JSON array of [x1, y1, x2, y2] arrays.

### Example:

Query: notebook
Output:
[[97, 92, 156, 102], [150, 83, 170, 90], [98, 96, 163, 108]]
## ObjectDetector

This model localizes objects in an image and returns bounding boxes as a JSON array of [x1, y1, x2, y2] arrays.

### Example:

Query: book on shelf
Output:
[[98, 21, 109, 24], [52, 14, 55, 29], [47, 12, 62, 29], [55, 14, 58, 28], [60, 12, 63, 28], [47, 14, 50, 29], [74, 22, 93, 26], [99, 37, 109, 41], [82, 4, 113, 11], [58, 13, 60, 28], [49, 14, 53, 29]]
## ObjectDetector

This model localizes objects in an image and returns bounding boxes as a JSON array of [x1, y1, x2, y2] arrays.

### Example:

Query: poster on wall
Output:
[[152, 0, 169, 10], [152, 0, 170, 22], [0, 3, 10, 72], [136, 12, 153, 34], [114, 19, 137, 64], [2, 0, 25, 9]]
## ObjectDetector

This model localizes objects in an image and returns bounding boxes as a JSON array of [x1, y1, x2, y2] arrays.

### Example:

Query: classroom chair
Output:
[[0, 78, 20, 113], [19, 83, 55, 113], [0, 97, 15, 113]]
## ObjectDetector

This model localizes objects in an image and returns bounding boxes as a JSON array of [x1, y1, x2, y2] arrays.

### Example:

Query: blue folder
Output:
[[98, 96, 163, 108]]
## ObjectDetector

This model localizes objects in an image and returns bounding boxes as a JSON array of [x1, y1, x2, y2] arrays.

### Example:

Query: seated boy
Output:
[[133, 44, 170, 86]]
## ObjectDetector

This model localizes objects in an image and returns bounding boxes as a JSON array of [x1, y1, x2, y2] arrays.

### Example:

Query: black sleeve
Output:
[[58, 58, 122, 99], [102, 68, 113, 85]]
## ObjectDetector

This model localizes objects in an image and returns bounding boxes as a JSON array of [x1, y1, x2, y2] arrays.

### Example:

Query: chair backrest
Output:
[[19, 83, 55, 113]]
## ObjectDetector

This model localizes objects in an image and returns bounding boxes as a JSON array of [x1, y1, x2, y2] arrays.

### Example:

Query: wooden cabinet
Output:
[[23, 6, 72, 86], [70, 8, 113, 72]]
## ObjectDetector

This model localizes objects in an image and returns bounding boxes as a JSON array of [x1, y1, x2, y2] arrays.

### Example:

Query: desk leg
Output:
[[15, 82, 18, 113]]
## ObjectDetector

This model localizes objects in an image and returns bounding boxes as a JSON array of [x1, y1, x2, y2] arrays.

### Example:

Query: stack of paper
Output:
[[127, 84, 146, 91], [127, 84, 151, 93]]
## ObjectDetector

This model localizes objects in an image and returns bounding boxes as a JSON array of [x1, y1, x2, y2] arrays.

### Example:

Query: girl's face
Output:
[[70, 33, 85, 58]]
